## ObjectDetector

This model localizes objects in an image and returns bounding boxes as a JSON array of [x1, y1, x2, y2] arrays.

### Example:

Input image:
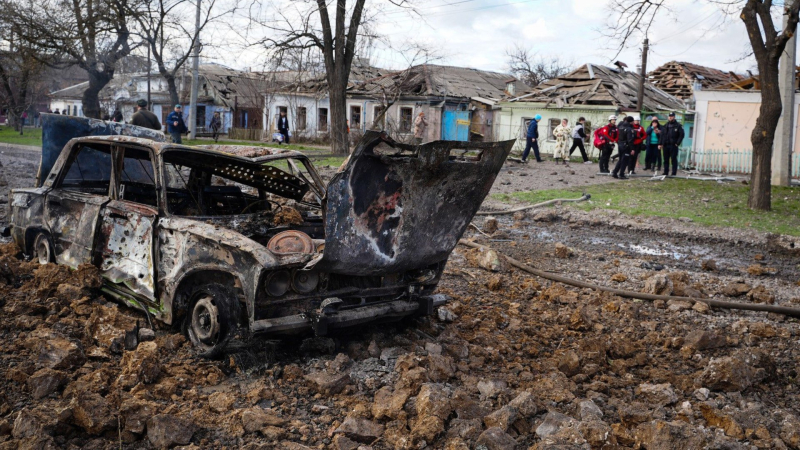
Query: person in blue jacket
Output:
[[166, 105, 188, 144], [521, 114, 542, 163]]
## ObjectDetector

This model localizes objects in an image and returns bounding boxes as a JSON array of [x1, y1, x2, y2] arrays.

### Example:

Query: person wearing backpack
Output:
[[568, 117, 592, 164], [521, 114, 542, 163], [594, 115, 618, 173]]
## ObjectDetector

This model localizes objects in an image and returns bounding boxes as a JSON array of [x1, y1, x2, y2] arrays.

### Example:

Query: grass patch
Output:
[[494, 179, 800, 236], [0, 126, 42, 147]]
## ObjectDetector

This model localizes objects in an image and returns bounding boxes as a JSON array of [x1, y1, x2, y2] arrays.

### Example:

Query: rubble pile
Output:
[[0, 218, 799, 450]]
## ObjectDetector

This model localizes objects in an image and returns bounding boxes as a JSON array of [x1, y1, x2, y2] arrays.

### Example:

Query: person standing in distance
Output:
[[612, 116, 635, 179], [660, 112, 685, 176], [568, 117, 591, 164], [167, 105, 188, 144], [595, 115, 618, 173], [210, 111, 222, 142], [644, 118, 662, 172], [278, 110, 290, 144], [413, 112, 428, 144], [130, 99, 162, 130], [521, 114, 542, 163], [628, 116, 646, 175]]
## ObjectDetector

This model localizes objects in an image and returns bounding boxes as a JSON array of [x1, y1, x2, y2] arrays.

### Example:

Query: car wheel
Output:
[[33, 232, 53, 265], [183, 284, 236, 358]]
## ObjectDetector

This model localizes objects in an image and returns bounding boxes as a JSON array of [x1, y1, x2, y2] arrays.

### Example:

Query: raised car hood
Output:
[[317, 131, 514, 276]]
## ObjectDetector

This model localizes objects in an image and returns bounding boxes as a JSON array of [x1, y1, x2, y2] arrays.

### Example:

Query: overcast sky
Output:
[[212, 0, 792, 76]]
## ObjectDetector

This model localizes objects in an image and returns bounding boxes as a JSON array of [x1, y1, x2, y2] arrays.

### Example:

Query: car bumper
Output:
[[250, 294, 450, 335]]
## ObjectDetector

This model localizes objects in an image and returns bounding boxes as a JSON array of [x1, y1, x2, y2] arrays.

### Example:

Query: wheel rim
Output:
[[191, 295, 220, 347], [36, 237, 50, 265]]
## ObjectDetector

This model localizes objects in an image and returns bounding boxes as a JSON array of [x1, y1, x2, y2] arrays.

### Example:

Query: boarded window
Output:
[[547, 119, 560, 141], [297, 107, 307, 130], [400, 107, 413, 133], [350, 105, 361, 129], [583, 121, 592, 143], [318, 108, 328, 131]]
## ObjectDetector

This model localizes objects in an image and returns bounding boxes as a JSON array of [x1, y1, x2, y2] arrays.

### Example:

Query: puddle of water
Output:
[[626, 244, 688, 260]]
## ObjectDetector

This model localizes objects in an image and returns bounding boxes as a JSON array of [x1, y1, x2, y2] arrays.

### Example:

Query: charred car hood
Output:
[[318, 131, 514, 276]]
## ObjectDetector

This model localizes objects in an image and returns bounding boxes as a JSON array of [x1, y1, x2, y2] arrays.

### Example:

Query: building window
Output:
[[350, 105, 361, 129], [400, 107, 413, 133], [318, 108, 328, 131], [373, 105, 385, 128], [297, 107, 307, 130], [547, 119, 560, 141]]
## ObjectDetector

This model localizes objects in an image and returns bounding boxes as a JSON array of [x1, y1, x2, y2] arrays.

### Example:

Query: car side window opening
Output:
[[118, 147, 158, 207], [162, 152, 314, 218], [59, 144, 113, 195]]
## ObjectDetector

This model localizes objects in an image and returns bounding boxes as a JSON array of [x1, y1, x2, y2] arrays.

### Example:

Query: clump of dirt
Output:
[[274, 206, 304, 226]]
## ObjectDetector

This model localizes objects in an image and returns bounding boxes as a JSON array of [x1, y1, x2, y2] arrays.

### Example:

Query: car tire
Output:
[[182, 283, 238, 358], [32, 232, 54, 265]]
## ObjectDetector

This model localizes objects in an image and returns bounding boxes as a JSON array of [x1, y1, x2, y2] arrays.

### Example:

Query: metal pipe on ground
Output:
[[475, 194, 591, 216], [458, 239, 800, 319]]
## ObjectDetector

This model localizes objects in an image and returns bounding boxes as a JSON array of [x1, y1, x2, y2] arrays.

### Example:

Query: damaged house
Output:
[[495, 63, 686, 158], [49, 64, 271, 135], [647, 61, 743, 107], [264, 63, 521, 142]]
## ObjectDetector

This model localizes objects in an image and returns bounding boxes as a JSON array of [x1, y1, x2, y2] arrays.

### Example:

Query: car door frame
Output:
[[95, 143, 161, 306], [43, 141, 113, 268]]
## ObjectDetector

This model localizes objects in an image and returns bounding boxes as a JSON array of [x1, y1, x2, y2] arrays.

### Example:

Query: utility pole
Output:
[[773, 0, 796, 186], [189, 0, 201, 140], [637, 38, 649, 113]]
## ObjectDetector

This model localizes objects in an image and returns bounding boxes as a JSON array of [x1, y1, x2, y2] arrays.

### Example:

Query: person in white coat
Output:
[[552, 118, 571, 164]]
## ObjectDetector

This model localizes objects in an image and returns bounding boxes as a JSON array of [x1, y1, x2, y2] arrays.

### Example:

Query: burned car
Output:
[[8, 115, 514, 356]]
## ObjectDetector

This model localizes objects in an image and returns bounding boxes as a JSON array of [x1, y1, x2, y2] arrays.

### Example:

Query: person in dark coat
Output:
[[277, 110, 290, 144], [521, 114, 542, 163], [210, 111, 222, 142], [112, 109, 123, 122], [628, 116, 646, 175], [612, 116, 635, 179], [644, 118, 662, 172], [568, 117, 592, 164], [166, 105, 188, 144], [130, 99, 162, 130], [660, 112, 685, 176]]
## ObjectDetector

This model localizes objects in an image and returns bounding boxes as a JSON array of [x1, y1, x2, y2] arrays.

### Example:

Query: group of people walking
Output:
[[520, 112, 685, 179]]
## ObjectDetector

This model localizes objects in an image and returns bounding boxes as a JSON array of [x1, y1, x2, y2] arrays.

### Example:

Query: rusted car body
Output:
[[8, 115, 514, 355]]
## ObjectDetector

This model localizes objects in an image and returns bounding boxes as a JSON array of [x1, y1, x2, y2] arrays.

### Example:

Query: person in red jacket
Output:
[[628, 116, 646, 175], [595, 115, 618, 173]]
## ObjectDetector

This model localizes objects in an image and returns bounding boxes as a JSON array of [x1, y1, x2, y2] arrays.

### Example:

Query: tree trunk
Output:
[[82, 70, 113, 119], [328, 67, 350, 155], [164, 73, 180, 107], [748, 64, 781, 211]]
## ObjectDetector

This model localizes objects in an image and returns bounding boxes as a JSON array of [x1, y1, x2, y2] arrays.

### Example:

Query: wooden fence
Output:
[[677, 148, 800, 178], [228, 127, 263, 141]]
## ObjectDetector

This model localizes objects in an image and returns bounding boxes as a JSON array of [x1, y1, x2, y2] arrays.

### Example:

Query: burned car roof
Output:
[[64, 135, 309, 162]]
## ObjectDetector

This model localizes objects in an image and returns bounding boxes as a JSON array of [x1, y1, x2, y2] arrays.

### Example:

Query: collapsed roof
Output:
[[350, 64, 519, 100], [509, 64, 685, 112], [647, 61, 743, 100], [711, 67, 800, 91]]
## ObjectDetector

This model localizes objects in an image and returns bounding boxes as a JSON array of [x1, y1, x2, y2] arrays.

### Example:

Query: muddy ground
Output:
[[1, 144, 800, 449]]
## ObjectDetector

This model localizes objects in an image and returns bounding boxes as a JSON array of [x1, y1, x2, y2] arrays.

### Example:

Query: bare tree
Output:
[[246, 0, 413, 155], [505, 44, 575, 88], [1, 0, 136, 119], [606, 0, 800, 211], [130, 0, 237, 107], [0, 32, 46, 134]]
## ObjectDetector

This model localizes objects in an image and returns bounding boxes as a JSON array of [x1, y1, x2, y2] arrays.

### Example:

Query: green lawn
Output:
[[493, 178, 800, 236], [0, 126, 42, 146], [182, 137, 326, 153]]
